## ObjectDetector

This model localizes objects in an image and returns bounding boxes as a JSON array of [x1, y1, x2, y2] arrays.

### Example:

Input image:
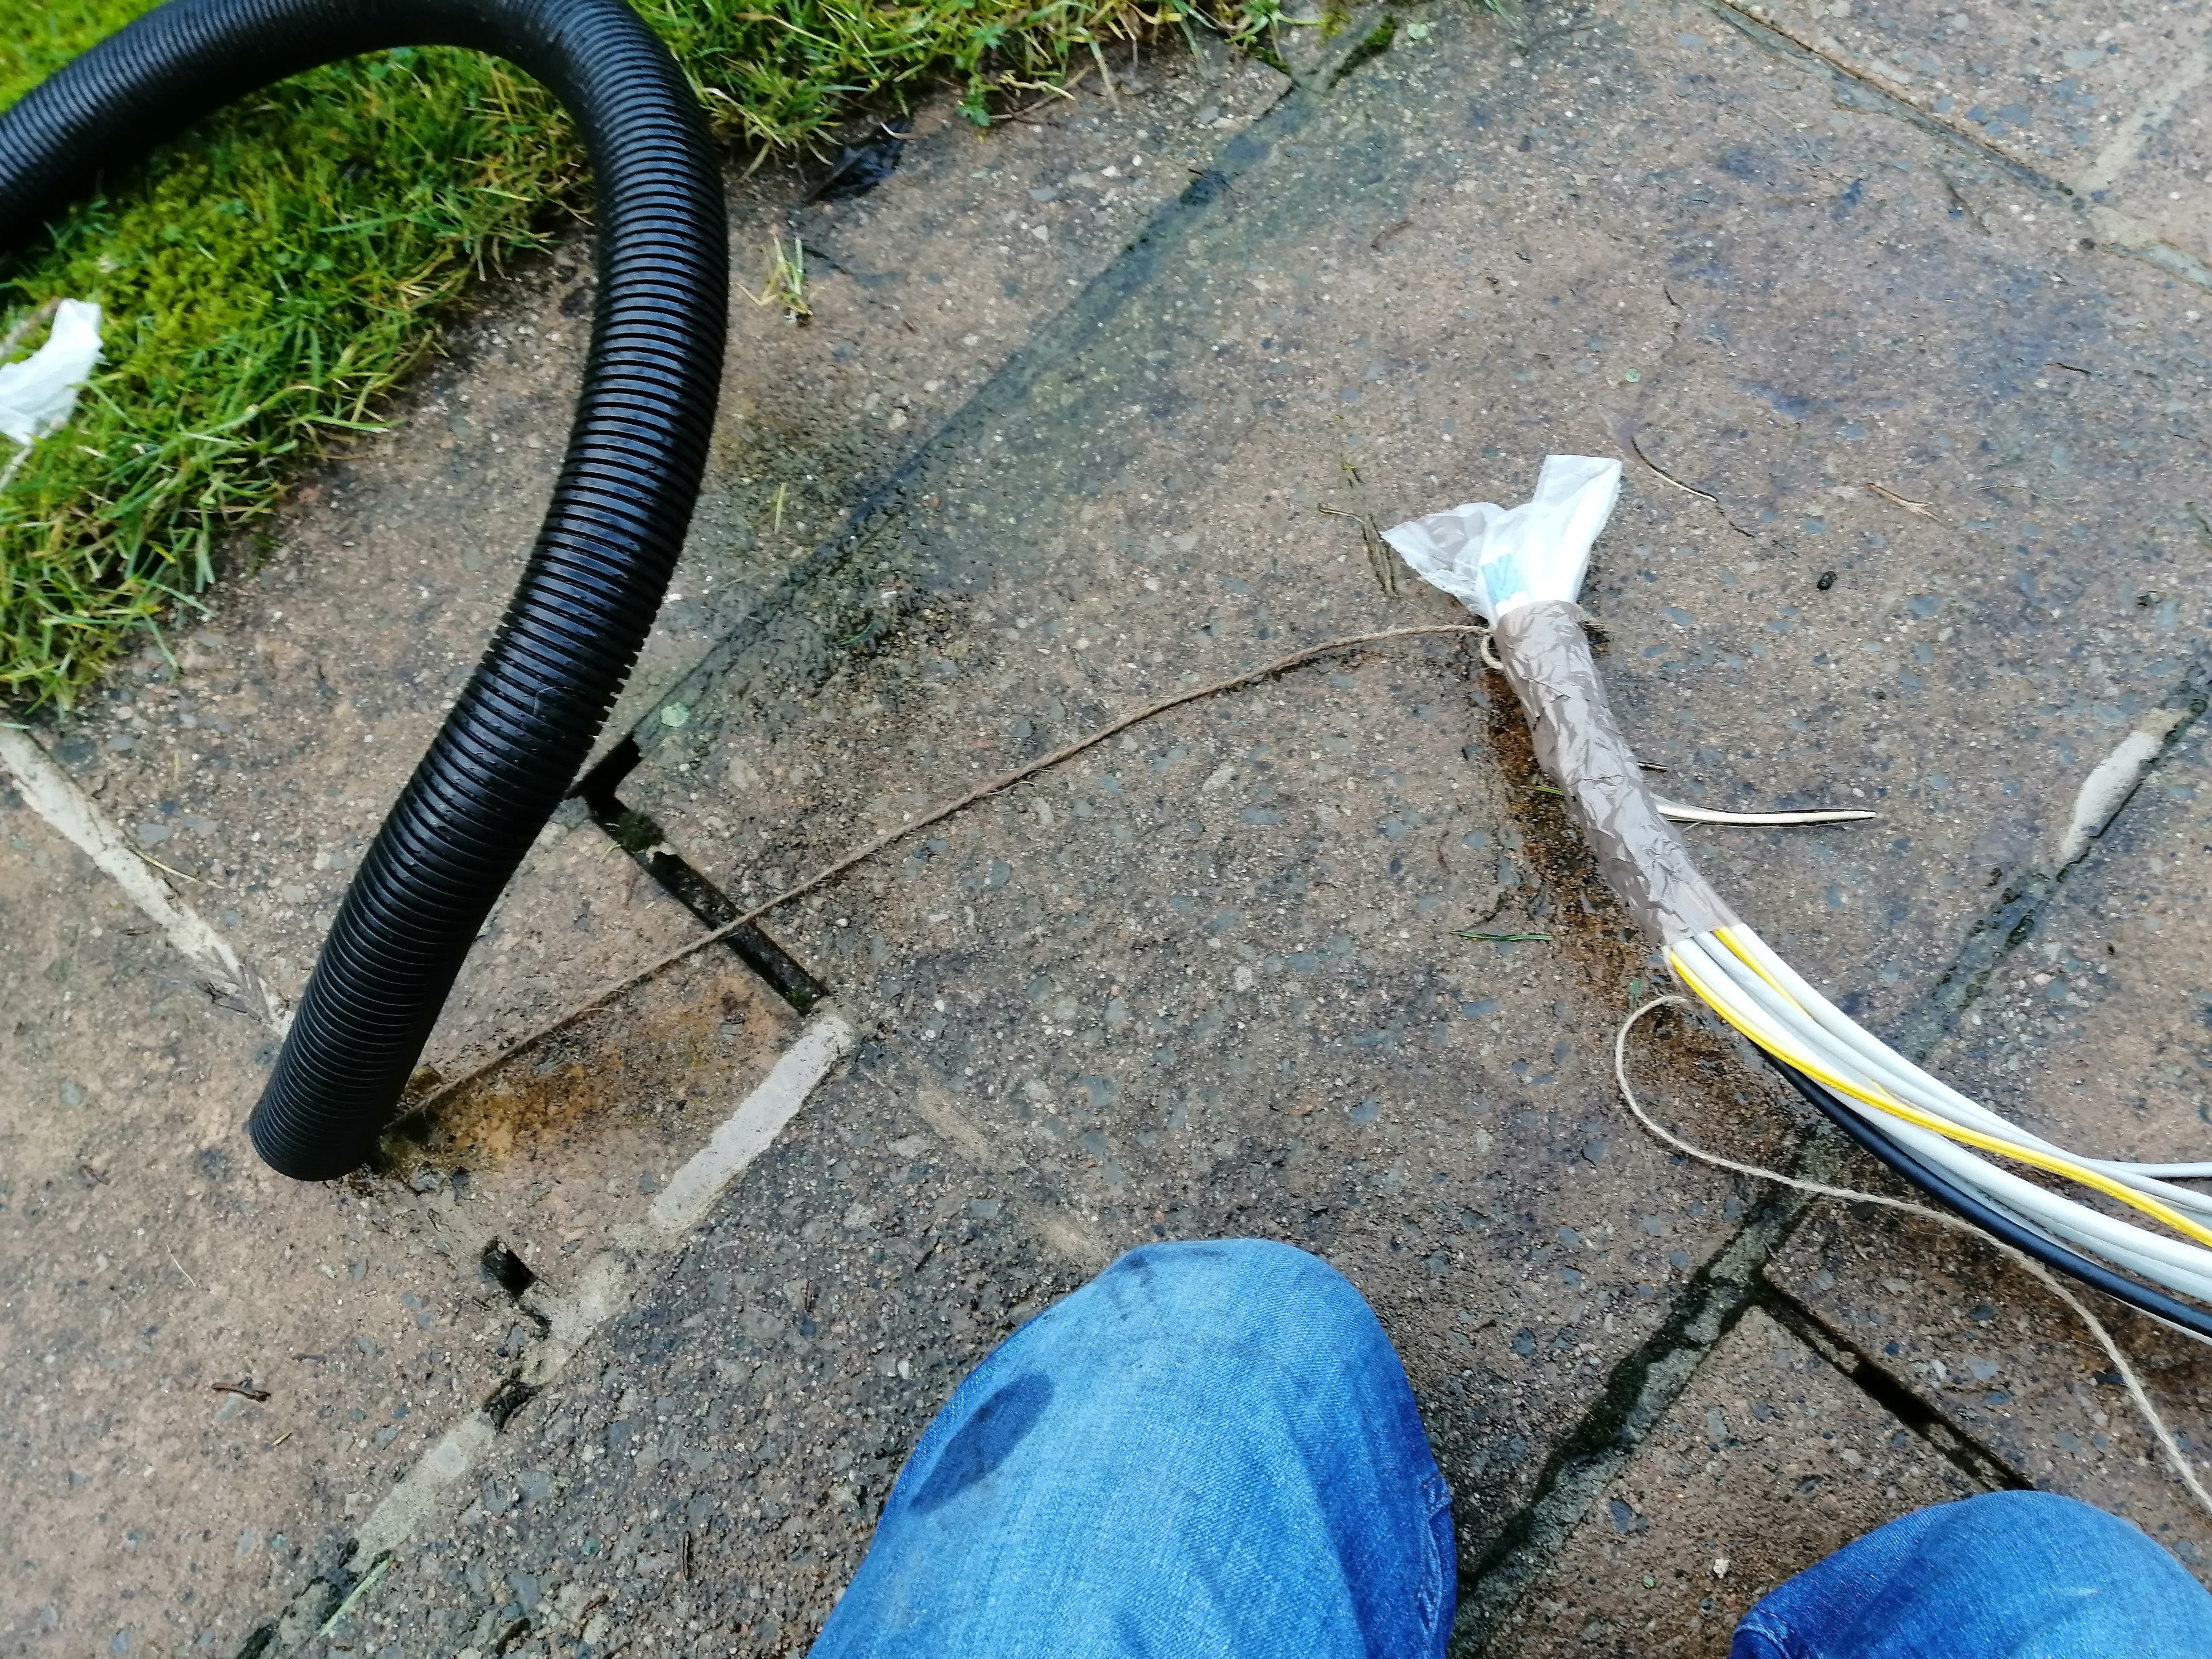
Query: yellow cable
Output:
[[1667, 947, 2212, 1251], [1713, 925, 1796, 1003]]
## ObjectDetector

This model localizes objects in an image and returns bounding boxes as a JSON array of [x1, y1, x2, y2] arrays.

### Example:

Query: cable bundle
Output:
[[1390, 458, 2212, 1344], [1673, 925, 2212, 1341]]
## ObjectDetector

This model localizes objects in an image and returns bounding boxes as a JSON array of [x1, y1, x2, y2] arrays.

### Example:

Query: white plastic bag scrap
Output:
[[1381, 453, 1621, 621], [0, 299, 104, 448]]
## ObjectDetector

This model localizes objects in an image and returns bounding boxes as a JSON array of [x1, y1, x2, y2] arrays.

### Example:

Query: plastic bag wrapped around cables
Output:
[[1384, 456, 1735, 945], [1382, 452, 1619, 622]]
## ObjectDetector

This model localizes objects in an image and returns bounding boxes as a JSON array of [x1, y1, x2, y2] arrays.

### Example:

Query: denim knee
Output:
[[1734, 1489, 2212, 1659], [1891, 1490, 2192, 1588], [818, 1238, 1455, 1659], [1085, 1238, 1367, 1323]]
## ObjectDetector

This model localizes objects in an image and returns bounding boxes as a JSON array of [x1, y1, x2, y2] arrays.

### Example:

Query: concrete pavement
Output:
[[6, 2, 2212, 1655]]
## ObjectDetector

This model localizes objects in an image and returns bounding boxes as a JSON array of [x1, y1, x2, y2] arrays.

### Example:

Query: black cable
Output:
[[1762, 1051, 2212, 1345], [2, 0, 730, 1180]]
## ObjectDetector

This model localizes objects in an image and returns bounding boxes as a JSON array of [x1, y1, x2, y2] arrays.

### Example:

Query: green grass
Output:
[[0, 0, 1279, 710]]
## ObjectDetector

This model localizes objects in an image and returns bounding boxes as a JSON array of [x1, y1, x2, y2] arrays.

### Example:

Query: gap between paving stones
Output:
[[1755, 1273, 2027, 1495], [1450, 658, 2212, 1652], [238, 1010, 858, 1659], [1610, 992, 2212, 1510], [0, 725, 284, 1029], [566, 773, 828, 1015], [245, 1043, 1116, 1659]]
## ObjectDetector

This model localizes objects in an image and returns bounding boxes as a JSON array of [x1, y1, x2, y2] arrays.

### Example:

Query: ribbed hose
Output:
[[0, 0, 729, 1179]]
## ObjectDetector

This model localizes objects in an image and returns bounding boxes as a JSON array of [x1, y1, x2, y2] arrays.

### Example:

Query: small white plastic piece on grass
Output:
[[1381, 453, 1621, 620], [0, 298, 103, 447]]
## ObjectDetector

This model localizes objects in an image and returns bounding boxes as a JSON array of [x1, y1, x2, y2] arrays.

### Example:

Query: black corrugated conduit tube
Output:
[[0, 0, 730, 1179]]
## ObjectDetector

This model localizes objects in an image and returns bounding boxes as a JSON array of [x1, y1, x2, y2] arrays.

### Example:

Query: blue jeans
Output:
[[811, 1241, 2212, 1658], [1731, 1487, 2212, 1657]]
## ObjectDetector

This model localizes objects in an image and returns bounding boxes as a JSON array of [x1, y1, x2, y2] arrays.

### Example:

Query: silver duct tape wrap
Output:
[[1492, 600, 1738, 945]]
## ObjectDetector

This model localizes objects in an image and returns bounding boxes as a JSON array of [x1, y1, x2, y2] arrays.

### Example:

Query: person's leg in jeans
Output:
[[1733, 1487, 2212, 1657], [809, 1238, 1455, 1659]]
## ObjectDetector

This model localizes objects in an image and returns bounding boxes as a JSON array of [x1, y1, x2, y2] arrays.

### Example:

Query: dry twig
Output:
[[411, 624, 1490, 1119]]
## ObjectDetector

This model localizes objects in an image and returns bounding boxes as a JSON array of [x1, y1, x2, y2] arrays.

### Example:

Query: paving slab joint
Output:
[[1448, 1135, 1847, 1653], [1699, 0, 2070, 198], [1268, 0, 1400, 90], [231, 1010, 857, 1659], [1754, 1276, 2030, 1496], [1326, 8, 1401, 88], [574, 735, 827, 1011]]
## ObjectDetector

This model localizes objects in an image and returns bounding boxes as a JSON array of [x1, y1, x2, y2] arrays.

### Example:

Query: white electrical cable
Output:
[[1672, 929, 2212, 1304], [1656, 800, 1878, 826], [2098, 1161, 2212, 1180], [1688, 925, 2212, 1232], [1614, 996, 2212, 1522], [1390, 454, 2212, 1341], [1695, 933, 2141, 1166]]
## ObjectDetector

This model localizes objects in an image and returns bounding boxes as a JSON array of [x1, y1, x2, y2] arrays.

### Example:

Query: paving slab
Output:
[[1484, 1306, 1988, 1658], [1559, 16, 2210, 1024], [10, 0, 2212, 1649], [632, 0, 2212, 1038], [605, 45, 1292, 754], [1736, 0, 2210, 256], [292, 1060, 1095, 1659], [0, 787, 802, 1659], [625, 410, 1798, 1571], [1762, 696, 2212, 1571]]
